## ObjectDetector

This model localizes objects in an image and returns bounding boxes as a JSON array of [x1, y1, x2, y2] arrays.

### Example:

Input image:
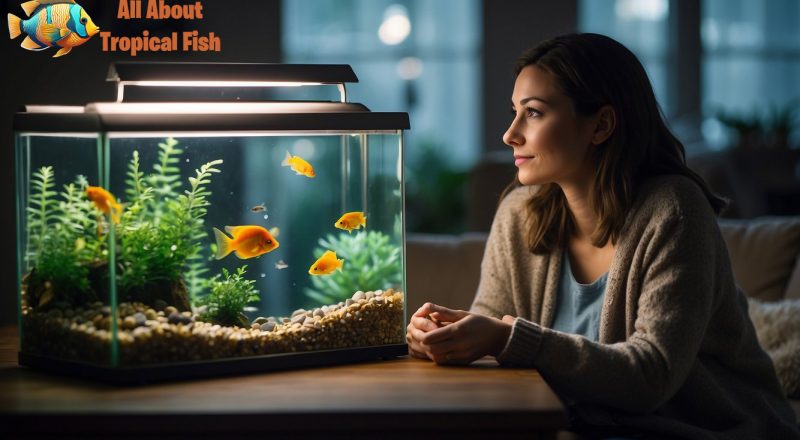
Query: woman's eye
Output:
[[525, 108, 541, 118]]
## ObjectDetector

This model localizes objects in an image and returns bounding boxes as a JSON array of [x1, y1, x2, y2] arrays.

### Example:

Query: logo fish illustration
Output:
[[8, 0, 99, 57]]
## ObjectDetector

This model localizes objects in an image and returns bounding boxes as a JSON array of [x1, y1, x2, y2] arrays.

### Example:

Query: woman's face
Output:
[[503, 65, 597, 187]]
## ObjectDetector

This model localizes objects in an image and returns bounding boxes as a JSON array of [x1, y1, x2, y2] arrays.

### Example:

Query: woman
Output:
[[406, 33, 799, 439]]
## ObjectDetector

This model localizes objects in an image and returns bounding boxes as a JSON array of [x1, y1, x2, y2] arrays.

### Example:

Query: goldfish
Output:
[[213, 225, 279, 260], [86, 186, 122, 224], [8, 0, 100, 58], [281, 151, 315, 178], [335, 211, 366, 233], [308, 250, 343, 276], [250, 203, 267, 213]]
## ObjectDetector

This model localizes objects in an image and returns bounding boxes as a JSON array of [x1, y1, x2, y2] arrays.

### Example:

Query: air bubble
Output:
[[170, 244, 177, 251], [260, 273, 266, 278], [263, 214, 269, 220]]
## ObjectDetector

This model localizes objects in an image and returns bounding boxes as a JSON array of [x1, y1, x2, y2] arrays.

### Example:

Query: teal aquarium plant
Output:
[[14, 63, 409, 382], [305, 231, 402, 306]]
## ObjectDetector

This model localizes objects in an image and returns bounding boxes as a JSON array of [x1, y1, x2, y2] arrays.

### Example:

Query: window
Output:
[[579, 0, 672, 116], [701, 0, 800, 148], [281, 0, 482, 170]]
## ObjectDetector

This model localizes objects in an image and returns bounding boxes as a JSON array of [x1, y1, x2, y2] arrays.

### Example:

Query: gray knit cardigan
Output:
[[471, 175, 800, 439]]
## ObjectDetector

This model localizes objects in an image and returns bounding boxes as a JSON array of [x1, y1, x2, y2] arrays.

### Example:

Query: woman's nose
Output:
[[503, 118, 524, 147]]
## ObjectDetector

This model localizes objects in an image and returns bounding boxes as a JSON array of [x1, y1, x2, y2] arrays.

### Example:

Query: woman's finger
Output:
[[425, 305, 468, 322], [412, 302, 439, 317], [410, 350, 430, 360], [410, 315, 439, 332], [420, 322, 458, 345], [425, 337, 463, 357]]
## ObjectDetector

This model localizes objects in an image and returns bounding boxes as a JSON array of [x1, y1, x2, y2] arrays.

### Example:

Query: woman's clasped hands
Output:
[[406, 302, 515, 365]]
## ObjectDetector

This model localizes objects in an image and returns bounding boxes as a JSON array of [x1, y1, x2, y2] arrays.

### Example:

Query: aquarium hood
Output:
[[14, 62, 410, 133]]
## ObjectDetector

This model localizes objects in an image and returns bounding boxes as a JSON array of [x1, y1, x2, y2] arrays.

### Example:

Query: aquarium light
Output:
[[18, 132, 100, 138], [23, 106, 85, 113], [117, 81, 346, 103], [123, 80, 320, 88], [110, 63, 358, 103], [106, 130, 402, 139], [89, 102, 362, 114]]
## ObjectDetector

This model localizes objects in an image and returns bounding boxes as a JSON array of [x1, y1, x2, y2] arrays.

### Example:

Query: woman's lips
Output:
[[514, 156, 533, 166]]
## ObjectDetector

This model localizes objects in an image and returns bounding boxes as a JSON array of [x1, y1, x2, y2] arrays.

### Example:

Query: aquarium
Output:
[[14, 63, 409, 382]]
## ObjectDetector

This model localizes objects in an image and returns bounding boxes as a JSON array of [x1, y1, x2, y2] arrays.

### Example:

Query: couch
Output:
[[406, 216, 800, 419]]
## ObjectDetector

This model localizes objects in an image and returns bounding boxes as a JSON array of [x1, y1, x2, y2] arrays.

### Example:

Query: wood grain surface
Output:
[[0, 325, 567, 439]]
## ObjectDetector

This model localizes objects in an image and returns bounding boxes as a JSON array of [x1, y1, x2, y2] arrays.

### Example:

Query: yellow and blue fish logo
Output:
[[7, 0, 99, 57]]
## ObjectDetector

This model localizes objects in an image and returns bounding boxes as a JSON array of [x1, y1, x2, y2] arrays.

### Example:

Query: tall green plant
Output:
[[116, 144, 222, 295], [26, 166, 57, 264], [25, 169, 103, 303]]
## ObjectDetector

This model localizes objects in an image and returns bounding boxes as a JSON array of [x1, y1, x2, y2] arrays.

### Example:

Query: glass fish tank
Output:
[[13, 63, 409, 382]]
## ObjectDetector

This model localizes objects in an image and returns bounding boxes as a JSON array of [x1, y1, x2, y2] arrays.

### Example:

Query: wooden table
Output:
[[0, 325, 568, 439]]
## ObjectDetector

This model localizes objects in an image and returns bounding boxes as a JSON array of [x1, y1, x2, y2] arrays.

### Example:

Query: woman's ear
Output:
[[591, 105, 616, 145]]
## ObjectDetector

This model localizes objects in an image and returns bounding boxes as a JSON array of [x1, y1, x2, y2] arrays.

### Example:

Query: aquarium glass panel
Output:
[[15, 134, 117, 365], [91, 132, 405, 366]]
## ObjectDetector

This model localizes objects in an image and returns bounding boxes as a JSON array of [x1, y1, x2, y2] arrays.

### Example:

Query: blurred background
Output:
[[2, 0, 799, 325]]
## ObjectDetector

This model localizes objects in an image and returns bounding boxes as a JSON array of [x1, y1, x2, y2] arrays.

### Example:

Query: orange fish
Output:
[[213, 225, 279, 260], [308, 250, 344, 275], [86, 186, 122, 224], [334, 211, 366, 233], [281, 151, 315, 178]]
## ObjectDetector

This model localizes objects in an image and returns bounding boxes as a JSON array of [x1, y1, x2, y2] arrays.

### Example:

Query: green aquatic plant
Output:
[[24, 138, 222, 309], [25, 171, 103, 305], [116, 143, 222, 307], [304, 230, 402, 306], [26, 166, 58, 263], [198, 265, 260, 327], [146, 137, 183, 217]]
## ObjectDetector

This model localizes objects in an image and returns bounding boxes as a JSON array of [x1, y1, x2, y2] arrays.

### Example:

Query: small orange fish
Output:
[[281, 151, 315, 178], [334, 211, 366, 233], [213, 225, 279, 260], [86, 186, 122, 224], [308, 250, 343, 275]]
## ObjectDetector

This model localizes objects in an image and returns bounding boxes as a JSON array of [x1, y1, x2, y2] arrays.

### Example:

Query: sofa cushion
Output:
[[406, 233, 487, 313], [747, 298, 800, 398], [718, 217, 800, 301]]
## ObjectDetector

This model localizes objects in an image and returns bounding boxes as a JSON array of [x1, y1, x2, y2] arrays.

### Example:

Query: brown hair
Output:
[[501, 33, 727, 254]]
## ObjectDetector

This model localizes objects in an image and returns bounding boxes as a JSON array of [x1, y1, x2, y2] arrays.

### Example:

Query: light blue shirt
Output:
[[551, 249, 608, 341]]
